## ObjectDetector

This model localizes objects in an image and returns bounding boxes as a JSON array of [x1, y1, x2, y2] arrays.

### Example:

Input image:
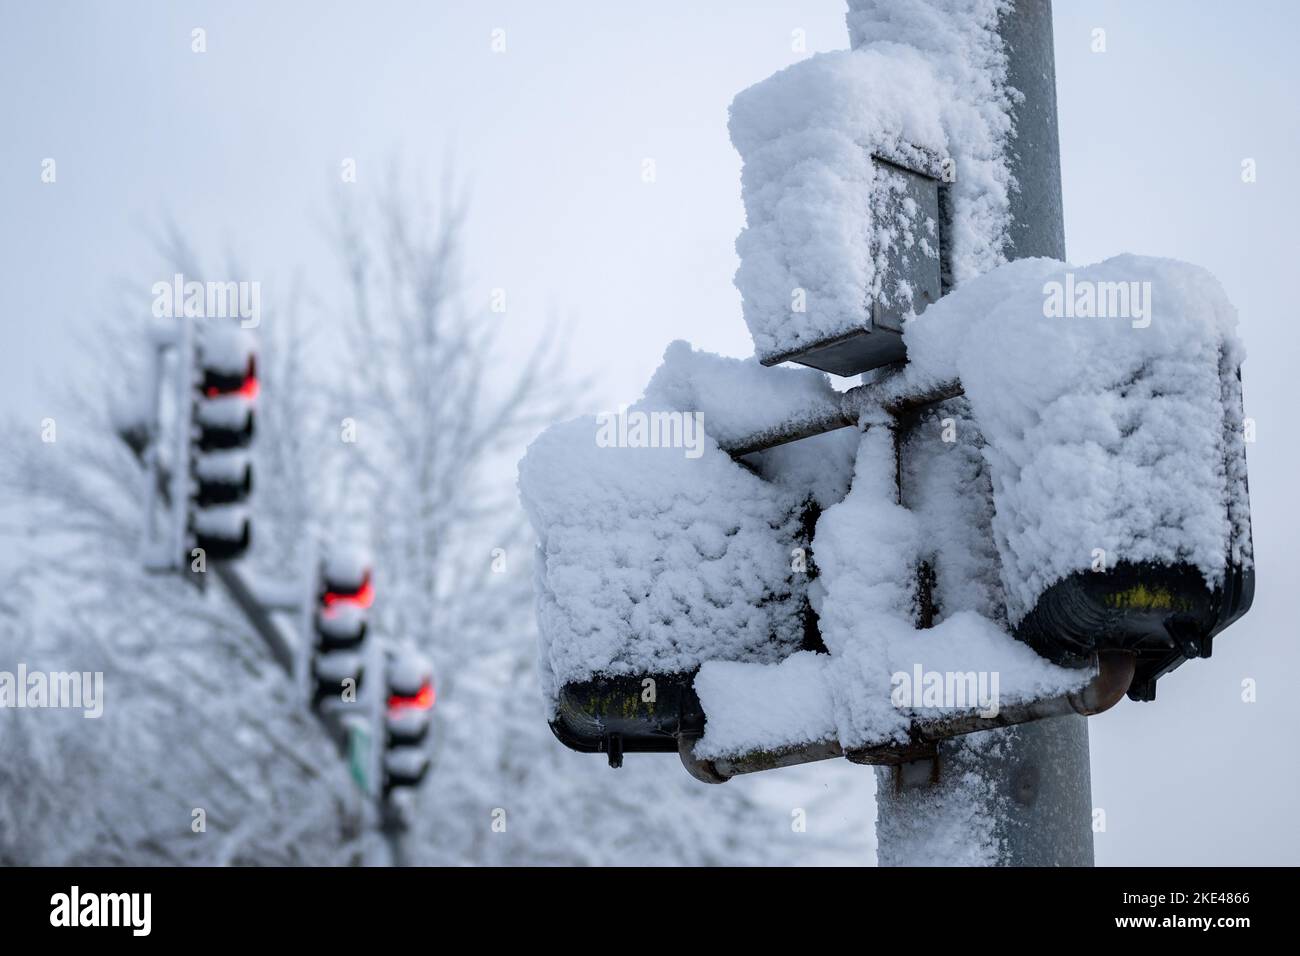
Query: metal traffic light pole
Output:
[[870, 0, 1095, 867]]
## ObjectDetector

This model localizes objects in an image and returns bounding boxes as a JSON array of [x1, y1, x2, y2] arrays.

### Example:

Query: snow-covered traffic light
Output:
[[310, 552, 371, 709], [189, 328, 257, 561], [382, 653, 433, 794], [1012, 362, 1255, 701]]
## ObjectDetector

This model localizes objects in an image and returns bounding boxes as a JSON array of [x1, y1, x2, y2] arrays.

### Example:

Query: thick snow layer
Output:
[[195, 393, 252, 429], [519, 417, 806, 706], [193, 449, 250, 485], [519, 343, 864, 706], [191, 503, 249, 540], [386, 708, 432, 738], [748, 426, 861, 511], [323, 548, 370, 590], [386, 652, 432, 695], [198, 326, 256, 375], [524, 251, 1246, 760], [694, 425, 1081, 758], [384, 746, 429, 777], [730, 0, 1013, 362], [317, 604, 365, 642], [902, 398, 1004, 623], [642, 340, 842, 450], [313, 650, 362, 682], [901, 254, 1248, 622], [693, 652, 836, 755], [696, 253, 1247, 757]]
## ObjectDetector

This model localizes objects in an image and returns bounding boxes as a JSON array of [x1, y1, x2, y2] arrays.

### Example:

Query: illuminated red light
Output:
[[206, 375, 259, 401], [322, 573, 374, 613], [236, 376, 259, 400], [388, 681, 435, 712]]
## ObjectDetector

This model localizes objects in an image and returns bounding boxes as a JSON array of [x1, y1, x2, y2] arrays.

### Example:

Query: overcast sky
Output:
[[1, 0, 1296, 865]]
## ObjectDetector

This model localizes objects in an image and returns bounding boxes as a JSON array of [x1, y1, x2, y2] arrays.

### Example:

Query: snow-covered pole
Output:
[[168, 313, 196, 569], [869, 0, 1095, 867]]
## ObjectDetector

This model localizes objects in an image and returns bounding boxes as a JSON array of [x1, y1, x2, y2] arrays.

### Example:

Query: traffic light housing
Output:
[[1015, 559, 1254, 701], [539, 357, 1255, 770], [316, 563, 372, 653], [383, 653, 434, 794], [550, 673, 705, 768], [310, 553, 371, 708], [1012, 363, 1254, 701], [311, 650, 366, 710], [189, 328, 257, 562]]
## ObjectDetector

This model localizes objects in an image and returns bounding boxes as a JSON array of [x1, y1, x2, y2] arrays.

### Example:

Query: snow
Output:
[[523, 252, 1246, 761], [198, 325, 256, 376], [323, 548, 370, 590], [193, 449, 250, 485], [698, 254, 1246, 757], [693, 652, 838, 757], [191, 503, 249, 540], [518, 0, 1249, 775], [518, 410, 808, 707], [517, 341, 877, 705], [730, 0, 1013, 363], [872, 733, 1004, 866], [386, 652, 431, 696], [195, 393, 253, 430], [386, 708, 432, 738], [748, 426, 861, 511], [313, 650, 362, 682], [4, 165, 879, 869], [384, 746, 430, 778], [901, 399, 1004, 623], [317, 604, 366, 642], [642, 340, 843, 450], [694, 423, 1082, 759], [901, 254, 1248, 622]]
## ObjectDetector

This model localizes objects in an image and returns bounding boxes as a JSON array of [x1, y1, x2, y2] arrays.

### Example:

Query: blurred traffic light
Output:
[[310, 552, 371, 709], [190, 328, 257, 561], [383, 653, 433, 794]]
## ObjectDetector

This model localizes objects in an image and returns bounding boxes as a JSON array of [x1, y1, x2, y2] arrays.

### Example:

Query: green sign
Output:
[[347, 724, 371, 792]]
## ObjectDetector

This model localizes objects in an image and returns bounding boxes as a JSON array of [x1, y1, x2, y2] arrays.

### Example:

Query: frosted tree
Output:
[[0, 296, 358, 864], [0, 190, 857, 866]]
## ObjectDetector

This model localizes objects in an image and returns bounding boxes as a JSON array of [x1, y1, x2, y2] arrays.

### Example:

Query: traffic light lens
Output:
[[206, 375, 259, 401], [322, 574, 374, 612], [388, 681, 435, 712]]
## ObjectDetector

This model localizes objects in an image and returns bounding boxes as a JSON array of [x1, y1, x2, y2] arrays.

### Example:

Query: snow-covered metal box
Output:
[[760, 152, 946, 377]]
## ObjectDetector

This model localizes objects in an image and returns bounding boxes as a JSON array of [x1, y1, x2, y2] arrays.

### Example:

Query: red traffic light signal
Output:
[[311, 550, 373, 705], [189, 328, 258, 562], [388, 681, 434, 712], [385, 653, 434, 757], [314, 556, 372, 653], [322, 572, 374, 612]]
